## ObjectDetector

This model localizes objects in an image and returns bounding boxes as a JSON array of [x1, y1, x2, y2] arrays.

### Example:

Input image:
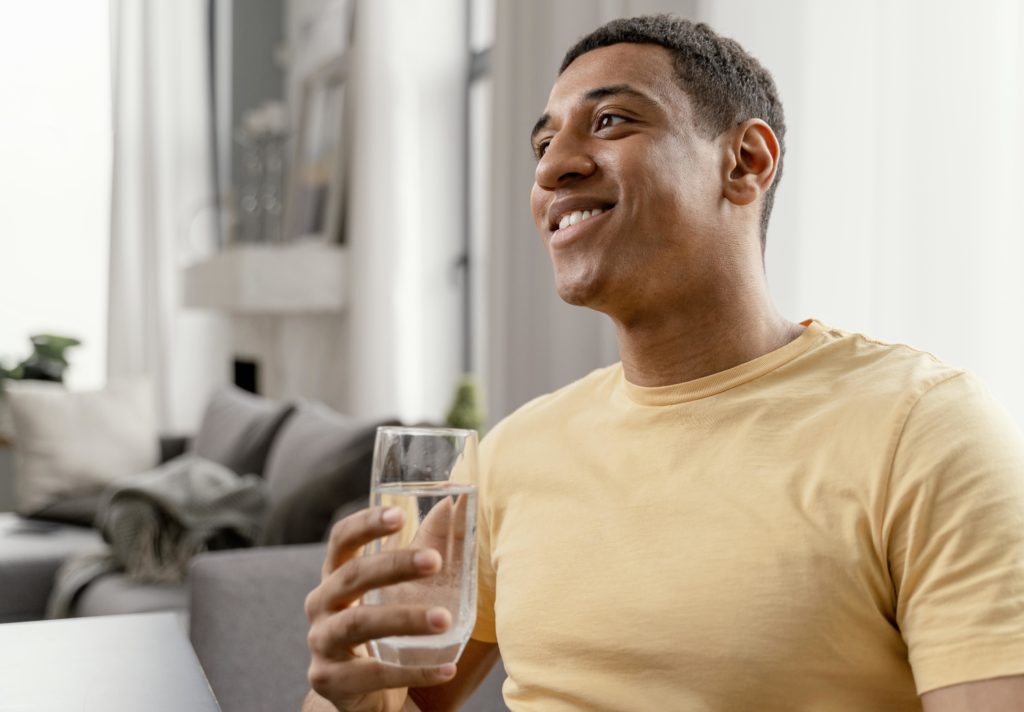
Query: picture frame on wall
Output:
[[284, 55, 349, 243]]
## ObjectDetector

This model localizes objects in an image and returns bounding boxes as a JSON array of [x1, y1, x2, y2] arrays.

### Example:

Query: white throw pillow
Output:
[[6, 379, 159, 515]]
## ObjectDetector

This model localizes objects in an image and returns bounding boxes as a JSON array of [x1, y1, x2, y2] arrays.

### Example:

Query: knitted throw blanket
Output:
[[46, 455, 268, 617], [99, 455, 268, 582]]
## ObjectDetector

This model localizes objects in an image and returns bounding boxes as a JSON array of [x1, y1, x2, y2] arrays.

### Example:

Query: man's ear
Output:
[[722, 119, 779, 207]]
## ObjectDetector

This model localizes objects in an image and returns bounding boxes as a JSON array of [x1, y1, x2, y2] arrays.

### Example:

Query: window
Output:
[[0, 3, 112, 389]]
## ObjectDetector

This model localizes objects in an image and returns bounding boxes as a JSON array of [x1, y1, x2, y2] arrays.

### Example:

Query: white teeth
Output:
[[557, 207, 606, 230]]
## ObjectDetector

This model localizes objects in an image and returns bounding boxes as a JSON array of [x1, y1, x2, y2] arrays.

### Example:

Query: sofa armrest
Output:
[[188, 543, 509, 712], [188, 543, 325, 712]]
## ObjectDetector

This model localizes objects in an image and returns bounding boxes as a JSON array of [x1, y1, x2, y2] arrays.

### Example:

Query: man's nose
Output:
[[534, 134, 597, 190]]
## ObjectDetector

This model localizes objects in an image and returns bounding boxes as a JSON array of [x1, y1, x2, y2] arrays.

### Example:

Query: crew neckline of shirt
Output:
[[620, 319, 826, 406]]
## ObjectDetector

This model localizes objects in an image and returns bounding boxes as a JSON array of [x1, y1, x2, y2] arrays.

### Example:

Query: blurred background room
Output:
[[3, 0, 1024, 437], [0, 0, 1022, 708]]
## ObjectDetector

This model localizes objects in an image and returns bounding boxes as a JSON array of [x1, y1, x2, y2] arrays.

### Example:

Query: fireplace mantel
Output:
[[182, 243, 348, 314]]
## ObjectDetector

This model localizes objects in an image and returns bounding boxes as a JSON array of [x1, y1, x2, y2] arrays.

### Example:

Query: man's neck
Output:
[[612, 291, 803, 388]]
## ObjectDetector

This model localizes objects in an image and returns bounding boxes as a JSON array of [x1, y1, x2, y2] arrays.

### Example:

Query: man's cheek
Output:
[[529, 186, 545, 226]]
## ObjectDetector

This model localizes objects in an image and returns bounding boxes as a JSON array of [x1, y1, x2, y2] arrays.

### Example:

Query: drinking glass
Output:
[[362, 426, 479, 667]]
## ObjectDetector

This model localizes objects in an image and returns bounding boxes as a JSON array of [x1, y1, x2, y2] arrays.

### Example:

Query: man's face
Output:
[[530, 43, 726, 320]]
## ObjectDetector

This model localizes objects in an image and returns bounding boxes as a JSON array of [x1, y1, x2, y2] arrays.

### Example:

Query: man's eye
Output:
[[535, 140, 550, 158], [597, 114, 627, 130]]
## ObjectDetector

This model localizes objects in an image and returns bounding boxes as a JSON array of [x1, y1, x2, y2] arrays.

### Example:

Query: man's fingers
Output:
[[308, 657, 457, 699], [309, 605, 452, 657], [321, 548, 442, 610], [452, 492, 470, 540], [413, 496, 455, 551], [323, 506, 405, 578]]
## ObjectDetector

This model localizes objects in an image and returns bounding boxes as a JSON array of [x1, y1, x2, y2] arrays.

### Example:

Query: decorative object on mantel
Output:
[[236, 101, 289, 245], [0, 334, 82, 441], [284, 54, 350, 244], [445, 375, 487, 433]]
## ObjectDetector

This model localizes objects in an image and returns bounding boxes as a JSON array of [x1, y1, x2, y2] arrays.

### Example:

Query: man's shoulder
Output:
[[804, 321, 968, 400]]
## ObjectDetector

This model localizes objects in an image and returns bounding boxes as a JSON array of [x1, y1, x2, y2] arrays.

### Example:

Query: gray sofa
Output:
[[0, 386, 507, 711], [190, 544, 507, 712], [0, 514, 104, 623]]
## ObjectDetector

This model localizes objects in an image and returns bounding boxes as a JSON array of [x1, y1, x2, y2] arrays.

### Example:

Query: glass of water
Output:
[[363, 426, 479, 668]]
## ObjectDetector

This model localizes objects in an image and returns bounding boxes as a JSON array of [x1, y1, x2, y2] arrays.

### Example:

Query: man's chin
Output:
[[554, 274, 608, 309]]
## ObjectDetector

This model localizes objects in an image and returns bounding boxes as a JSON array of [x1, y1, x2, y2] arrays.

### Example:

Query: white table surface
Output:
[[0, 612, 221, 711]]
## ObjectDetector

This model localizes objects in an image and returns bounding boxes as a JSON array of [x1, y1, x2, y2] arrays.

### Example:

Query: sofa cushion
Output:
[[192, 386, 293, 477], [260, 405, 396, 545], [0, 513, 104, 622], [6, 379, 159, 515], [70, 572, 189, 618]]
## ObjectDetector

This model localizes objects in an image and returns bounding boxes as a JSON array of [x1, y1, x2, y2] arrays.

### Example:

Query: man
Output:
[[302, 15, 1024, 711]]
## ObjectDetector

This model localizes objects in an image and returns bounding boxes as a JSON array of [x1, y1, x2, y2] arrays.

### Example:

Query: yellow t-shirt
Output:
[[470, 320, 1024, 711]]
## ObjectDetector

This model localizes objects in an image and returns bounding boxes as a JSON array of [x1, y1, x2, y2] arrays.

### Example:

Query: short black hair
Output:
[[560, 15, 786, 252]]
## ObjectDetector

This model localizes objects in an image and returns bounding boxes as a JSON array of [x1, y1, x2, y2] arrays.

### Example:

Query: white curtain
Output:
[[107, 0, 229, 430], [702, 0, 1024, 425], [344, 0, 466, 423]]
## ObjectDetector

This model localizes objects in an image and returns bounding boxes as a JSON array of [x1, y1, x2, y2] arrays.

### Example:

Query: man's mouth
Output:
[[550, 203, 616, 232], [557, 208, 605, 231]]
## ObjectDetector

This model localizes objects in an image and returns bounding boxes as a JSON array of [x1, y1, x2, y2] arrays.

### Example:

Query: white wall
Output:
[[702, 0, 1024, 425], [0, 2, 111, 390]]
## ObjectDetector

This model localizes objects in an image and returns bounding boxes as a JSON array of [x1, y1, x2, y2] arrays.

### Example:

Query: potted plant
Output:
[[0, 334, 81, 441], [444, 374, 487, 434]]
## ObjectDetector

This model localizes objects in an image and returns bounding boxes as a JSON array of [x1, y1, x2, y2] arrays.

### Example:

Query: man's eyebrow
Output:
[[530, 113, 551, 144], [529, 84, 658, 144], [582, 83, 657, 106]]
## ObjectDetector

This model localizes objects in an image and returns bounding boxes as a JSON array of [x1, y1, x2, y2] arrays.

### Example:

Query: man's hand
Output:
[[303, 506, 458, 712]]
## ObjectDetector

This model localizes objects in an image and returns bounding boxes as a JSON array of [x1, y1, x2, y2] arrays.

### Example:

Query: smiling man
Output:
[[302, 15, 1024, 712]]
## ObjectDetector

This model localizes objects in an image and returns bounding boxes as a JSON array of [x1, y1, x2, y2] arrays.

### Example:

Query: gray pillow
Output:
[[262, 404, 375, 504], [260, 404, 397, 544], [192, 386, 294, 477]]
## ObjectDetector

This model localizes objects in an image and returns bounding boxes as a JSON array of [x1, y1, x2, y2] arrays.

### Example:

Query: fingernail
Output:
[[413, 549, 441, 572], [435, 663, 456, 678], [427, 607, 451, 631], [381, 507, 403, 527]]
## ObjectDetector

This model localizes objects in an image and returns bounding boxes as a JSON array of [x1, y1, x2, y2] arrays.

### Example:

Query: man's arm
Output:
[[408, 640, 501, 711], [921, 675, 1024, 711], [301, 640, 500, 712]]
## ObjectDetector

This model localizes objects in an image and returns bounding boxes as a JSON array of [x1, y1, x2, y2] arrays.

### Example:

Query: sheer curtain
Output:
[[107, 0, 228, 430], [486, 0, 693, 421], [344, 0, 466, 422], [702, 0, 1024, 425]]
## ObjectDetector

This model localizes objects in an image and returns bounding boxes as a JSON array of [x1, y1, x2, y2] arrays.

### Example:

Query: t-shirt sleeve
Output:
[[886, 371, 1024, 694]]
